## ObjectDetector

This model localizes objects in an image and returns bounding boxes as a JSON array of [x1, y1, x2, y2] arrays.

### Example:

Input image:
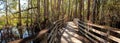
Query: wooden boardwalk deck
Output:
[[61, 22, 90, 43]]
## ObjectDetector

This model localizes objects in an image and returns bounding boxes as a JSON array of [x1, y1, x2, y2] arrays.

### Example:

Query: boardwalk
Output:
[[1, 20, 120, 43], [61, 22, 90, 43]]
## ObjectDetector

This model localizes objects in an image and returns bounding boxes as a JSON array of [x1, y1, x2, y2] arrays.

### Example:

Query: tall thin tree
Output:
[[5, 0, 8, 25], [18, 0, 23, 39], [18, 0, 22, 26], [79, 0, 83, 20], [87, 0, 90, 21]]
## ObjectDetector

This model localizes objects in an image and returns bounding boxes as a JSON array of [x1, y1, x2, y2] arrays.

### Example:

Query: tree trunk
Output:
[[44, 0, 48, 19], [30, 0, 33, 25], [68, 0, 71, 20], [74, 0, 78, 18], [92, 0, 97, 23], [87, 0, 90, 21], [79, 0, 83, 20], [18, 0, 23, 39], [57, 0, 61, 20], [6, 0, 8, 25], [18, 0, 22, 26]]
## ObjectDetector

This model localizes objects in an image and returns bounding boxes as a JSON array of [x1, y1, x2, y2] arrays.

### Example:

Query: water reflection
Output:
[[0, 27, 33, 43]]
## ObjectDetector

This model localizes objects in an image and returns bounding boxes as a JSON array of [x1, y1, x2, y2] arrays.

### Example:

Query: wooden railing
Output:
[[47, 19, 65, 43], [77, 20, 120, 43], [0, 19, 65, 43]]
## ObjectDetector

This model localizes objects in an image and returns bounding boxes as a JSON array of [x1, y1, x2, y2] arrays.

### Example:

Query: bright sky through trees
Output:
[[0, 0, 28, 16]]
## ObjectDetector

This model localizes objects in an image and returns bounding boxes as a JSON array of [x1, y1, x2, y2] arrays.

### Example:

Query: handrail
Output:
[[87, 23, 120, 31], [4, 19, 64, 43], [78, 20, 120, 31], [78, 23, 107, 43], [77, 20, 120, 43], [47, 19, 64, 43]]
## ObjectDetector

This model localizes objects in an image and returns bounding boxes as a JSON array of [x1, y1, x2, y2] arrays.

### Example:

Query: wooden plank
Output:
[[49, 27, 58, 43], [111, 30, 120, 34], [79, 22, 120, 35], [78, 26, 98, 43], [109, 35, 120, 43], [78, 23, 107, 36], [84, 29, 106, 42], [85, 34, 98, 43], [49, 24, 62, 43], [78, 20, 120, 31], [87, 23, 120, 31], [78, 22, 120, 42], [48, 22, 62, 39], [89, 27, 107, 36], [78, 24, 107, 42], [48, 25, 57, 39]]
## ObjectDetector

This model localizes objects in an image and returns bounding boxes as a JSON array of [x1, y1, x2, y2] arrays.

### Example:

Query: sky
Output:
[[0, 0, 28, 17]]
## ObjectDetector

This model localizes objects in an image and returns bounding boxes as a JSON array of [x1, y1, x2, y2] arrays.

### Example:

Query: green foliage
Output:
[[0, 0, 119, 27]]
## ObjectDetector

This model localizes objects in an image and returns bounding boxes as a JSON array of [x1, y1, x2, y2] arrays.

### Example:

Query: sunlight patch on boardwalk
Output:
[[61, 22, 82, 43]]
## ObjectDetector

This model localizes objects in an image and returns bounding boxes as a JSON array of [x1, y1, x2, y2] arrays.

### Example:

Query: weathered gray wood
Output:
[[79, 26, 98, 43], [78, 20, 120, 43]]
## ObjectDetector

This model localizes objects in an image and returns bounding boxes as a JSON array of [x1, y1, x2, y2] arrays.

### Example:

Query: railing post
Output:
[[106, 28, 110, 43]]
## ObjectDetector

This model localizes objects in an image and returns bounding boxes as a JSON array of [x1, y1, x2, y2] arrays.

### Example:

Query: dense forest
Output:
[[0, 0, 120, 43], [0, 0, 120, 28]]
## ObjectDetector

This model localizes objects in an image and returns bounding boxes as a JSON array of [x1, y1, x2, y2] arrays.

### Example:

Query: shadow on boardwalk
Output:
[[61, 22, 91, 43]]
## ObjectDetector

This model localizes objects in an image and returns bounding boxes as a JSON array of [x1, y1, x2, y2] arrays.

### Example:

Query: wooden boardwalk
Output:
[[61, 22, 90, 43], [3, 19, 120, 43]]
